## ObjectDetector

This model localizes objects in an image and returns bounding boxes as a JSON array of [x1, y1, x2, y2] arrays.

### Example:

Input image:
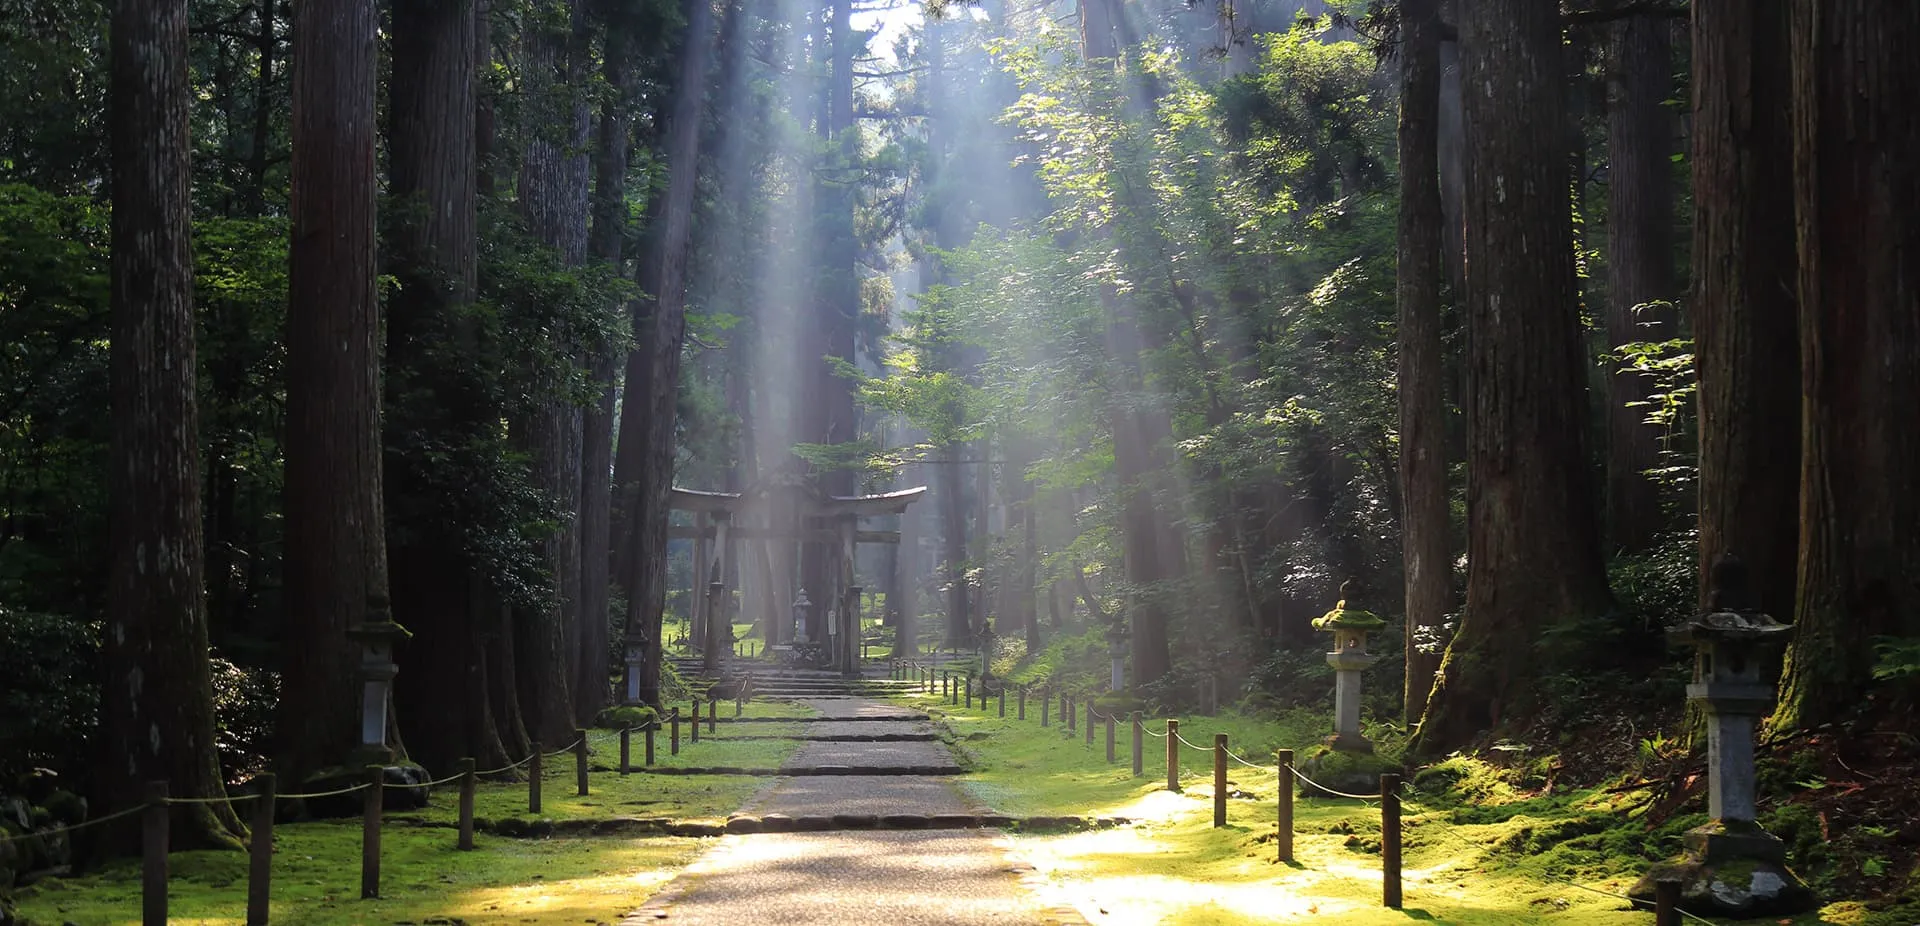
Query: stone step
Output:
[[628, 764, 965, 776]]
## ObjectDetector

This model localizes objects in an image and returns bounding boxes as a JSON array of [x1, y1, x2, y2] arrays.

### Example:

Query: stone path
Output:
[[620, 697, 1079, 925]]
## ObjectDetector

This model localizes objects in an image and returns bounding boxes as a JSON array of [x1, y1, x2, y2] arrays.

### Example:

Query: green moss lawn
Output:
[[904, 688, 1890, 925]]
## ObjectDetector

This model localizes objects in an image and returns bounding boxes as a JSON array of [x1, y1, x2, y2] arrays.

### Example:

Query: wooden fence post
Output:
[[1165, 719, 1181, 792], [1041, 690, 1050, 727], [529, 742, 542, 813], [670, 710, 681, 755], [999, 684, 1006, 717], [620, 728, 632, 774], [1064, 694, 1074, 731], [1105, 714, 1116, 763], [574, 730, 589, 796], [1131, 713, 1144, 776], [143, 780, 167, 926], [1655, 878, 1681, 926], [1213, 734, 1229, 828], [1276, 749, 1294, 863], [965, 673, 973, 707], [361, 766, 383, 899], [708, 699, 718, 732], [1382, 773, 1402, 909], [691, 699, 701, 743], [1085, 702, 1094, 745], [1018, 685, 1027, 720], [646, 718, 657, 765], [247, 773, 275, 925], [457, 759, 476, 851]]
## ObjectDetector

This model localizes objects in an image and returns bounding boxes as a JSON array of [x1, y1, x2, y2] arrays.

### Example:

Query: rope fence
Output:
[[47, 696, 762, 926], [911, 664, 1703, 924]]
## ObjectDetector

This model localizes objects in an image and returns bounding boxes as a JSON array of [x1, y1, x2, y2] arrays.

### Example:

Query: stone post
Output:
[[1312, 589, 1383, 753], [792, 589, 813, 644], [1630, 557, 1815, 918], [622, 630, 648, 705], [345, 595, 408, 762]]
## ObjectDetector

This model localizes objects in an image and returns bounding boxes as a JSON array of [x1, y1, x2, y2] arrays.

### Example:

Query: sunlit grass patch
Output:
[[11, 821, 703, 925]]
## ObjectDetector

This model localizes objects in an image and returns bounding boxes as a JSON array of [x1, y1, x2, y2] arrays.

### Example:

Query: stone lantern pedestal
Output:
[[1630, 558, 1815, 918]]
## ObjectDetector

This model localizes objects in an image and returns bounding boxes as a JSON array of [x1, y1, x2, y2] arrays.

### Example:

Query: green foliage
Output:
[[0, 608, 97, 781]]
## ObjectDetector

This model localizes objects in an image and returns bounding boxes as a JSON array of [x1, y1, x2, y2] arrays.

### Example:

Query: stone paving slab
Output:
[[788, 720, 932, 738], [749, 772, 982, 818], [619, 831, 1067, 925], [780, 738, 956, 770], [791, 698, 926, 720]]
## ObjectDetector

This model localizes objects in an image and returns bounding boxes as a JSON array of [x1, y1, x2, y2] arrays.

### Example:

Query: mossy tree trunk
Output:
[[1776, 0, 1920, 730], [1413, 0, 1613, 755]]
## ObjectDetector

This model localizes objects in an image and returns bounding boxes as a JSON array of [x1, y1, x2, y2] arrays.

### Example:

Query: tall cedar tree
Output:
[[514, 0, 591, 742], [280, 0, 391, 782], [579, 0, 650, 725], [99, 0, 245, 850], [620, 0, 715, 705], [1691, 0, 1798, 618], [1603, 14, 1677, 553], [1414, 0, 1613, 754], [386, 0, 509, 773], [1083, 0, 1178, 688], [1395, 0, 1447, 723], [1777, 0, 1920, 729]]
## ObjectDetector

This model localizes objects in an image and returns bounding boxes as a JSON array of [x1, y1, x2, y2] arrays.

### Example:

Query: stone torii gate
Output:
[[667, 477, 925, 676]]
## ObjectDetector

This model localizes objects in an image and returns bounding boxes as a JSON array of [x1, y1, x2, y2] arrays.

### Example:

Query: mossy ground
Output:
[[7, 703, 815, 925], [13, 822, 703, 925], [905, 687, 1900, 925]]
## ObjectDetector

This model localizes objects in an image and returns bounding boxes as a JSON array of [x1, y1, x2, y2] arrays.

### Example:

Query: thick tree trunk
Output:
[[1691, 0, 1798, 620], [1776, 0, 1920, 730], [577, 0, 645, 725], [939, 447, 972, 646], [385, 0, 508, 774], [621, 0, 714, 704], [98, 0, 245, 852], [512, 0, 591, 742], [1395, 0, 1448, 725], [1413, 0, 1613, 755], [1603, 14, 1677, 553], [280, 0, 391, 783]]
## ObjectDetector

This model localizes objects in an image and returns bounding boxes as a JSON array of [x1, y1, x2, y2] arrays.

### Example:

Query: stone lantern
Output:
[[345, 595, 409, 762], [622, 628, 649, 705], [1631, 557, 1815, 917], [1312, 583, 1384, 754], [1103, 620, 1128, 692], [792, 589, 813, 643]]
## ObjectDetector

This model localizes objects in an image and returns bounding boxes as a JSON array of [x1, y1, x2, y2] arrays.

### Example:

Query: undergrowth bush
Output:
[[0, 608, 97, 781]]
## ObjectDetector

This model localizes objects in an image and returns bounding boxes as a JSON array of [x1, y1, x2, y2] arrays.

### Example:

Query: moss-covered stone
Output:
[[1311, 606, 1386, 632], [595, 705, 659, 730], [1295, 746, 1395, 799]]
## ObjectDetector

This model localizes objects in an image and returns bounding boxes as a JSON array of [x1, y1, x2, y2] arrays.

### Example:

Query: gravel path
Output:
[[623, 697, 1077, 925]]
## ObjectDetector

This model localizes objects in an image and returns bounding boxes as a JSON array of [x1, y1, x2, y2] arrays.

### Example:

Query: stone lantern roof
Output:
[[1312, 601, 1386, 632]]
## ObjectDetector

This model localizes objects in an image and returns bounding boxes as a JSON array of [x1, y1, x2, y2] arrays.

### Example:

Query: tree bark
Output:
[[1413, 0, 1614, 755], [512, 0, 591, 742], [99, 0, 245, 852], [1776, 0, 1920, 730], [1603, 13, 1677, 553], [385, 0, 508, 774], [1395, 0, 1449, 725], [621, 0, 714, 704], [1691, 0, 1798, 620], [280, 0, 390, 783], [577, 0, 647, 725]]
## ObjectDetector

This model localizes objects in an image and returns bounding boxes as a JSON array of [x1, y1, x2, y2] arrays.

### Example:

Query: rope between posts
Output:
[[395, 770, 469, 789], [1284, 763, 1383, 801], [1173, 731, 1215, 753], [1224, 748, 1268, 770], [0, 803, 146, 844], [475, 750, 538, 777], [273, 781, 376, 800], [162, 792, 261, 804], [543, 735, 586, 758]]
